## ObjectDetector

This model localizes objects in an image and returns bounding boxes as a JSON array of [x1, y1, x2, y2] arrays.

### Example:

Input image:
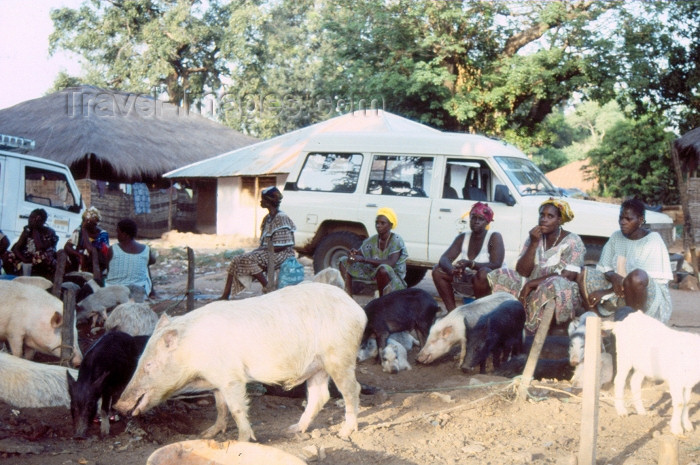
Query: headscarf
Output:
[[540, 198, 574, 224], [261, 186, 283, 207], [468, 202, 494, 223], [82, 206, 101, 222], [376, 207, 398, 229]]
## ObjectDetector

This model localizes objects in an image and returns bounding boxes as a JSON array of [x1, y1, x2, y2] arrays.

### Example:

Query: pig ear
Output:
[[440, 326, 453, 338], [155, 313, 172, 331], [51, 311, 63, 328], [92, 371, 110, 389], [66, 370, 76, 387], [162, 329, 179, 350]]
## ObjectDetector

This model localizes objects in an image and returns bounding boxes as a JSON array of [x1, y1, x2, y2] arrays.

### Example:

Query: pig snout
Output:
[[115, 391, 147, 417], [416, 348, 432, 364]]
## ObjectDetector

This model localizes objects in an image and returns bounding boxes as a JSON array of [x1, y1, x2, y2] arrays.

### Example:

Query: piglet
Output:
[[461, 299, 525, 373], [67, 331, 149, 438], [362, 288, 440, 357], [381, 338, 412, 374]]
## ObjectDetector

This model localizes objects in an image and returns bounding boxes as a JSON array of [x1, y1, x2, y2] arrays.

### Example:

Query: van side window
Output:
[[24, 166, 77, 210], [444, 159, 492, 201], [368, 155, 433, 197], [296, 152, 363, 193]]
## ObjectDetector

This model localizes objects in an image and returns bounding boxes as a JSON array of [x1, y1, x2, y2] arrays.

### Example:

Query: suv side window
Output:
[[443, 159, 492, 201], [296, 152, 363, 193], [25, 166, 78, 211], [368, 155, 433, 197]]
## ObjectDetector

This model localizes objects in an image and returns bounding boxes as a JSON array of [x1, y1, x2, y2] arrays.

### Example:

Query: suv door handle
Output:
[[439, 208, 451, 212], [366, 203, 378, 208]]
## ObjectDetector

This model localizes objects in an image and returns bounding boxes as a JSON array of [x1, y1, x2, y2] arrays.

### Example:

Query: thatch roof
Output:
[[0, 85, 257, 183], [165, 110, 441, 178], [675, 127, 700, 174]]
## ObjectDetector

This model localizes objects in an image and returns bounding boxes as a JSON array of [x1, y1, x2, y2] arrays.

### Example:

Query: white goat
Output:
[[605, 309, 700, 435]]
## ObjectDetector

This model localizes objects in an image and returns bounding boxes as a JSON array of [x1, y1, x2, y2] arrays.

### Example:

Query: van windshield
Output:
[[495, 157, 559, 196]]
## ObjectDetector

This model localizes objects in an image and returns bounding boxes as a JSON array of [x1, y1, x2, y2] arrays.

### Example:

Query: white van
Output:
[[0, 138, 83, 249], [282, 131, 675, 286]]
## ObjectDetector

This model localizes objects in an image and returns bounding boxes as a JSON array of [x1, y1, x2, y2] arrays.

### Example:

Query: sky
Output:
[[0, 0, 85, 110]]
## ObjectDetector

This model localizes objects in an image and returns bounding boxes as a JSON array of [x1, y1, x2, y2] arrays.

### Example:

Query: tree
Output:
[[614, 1, 700, 132], [586, 115, 678, 205], [49, 0, 231, 110]]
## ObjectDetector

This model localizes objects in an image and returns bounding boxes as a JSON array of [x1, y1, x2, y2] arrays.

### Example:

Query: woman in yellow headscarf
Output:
[[339, 207, 408, 297], [484, 198, 586, 333]]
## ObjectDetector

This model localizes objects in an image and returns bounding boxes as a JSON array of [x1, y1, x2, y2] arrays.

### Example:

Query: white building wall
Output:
[[216, 175, 288, 238]]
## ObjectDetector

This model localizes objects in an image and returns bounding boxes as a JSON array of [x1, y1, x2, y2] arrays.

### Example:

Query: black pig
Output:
[[362, 288, 440, 357], [461, 299, 525, 373], [67, 331, 149, 438]]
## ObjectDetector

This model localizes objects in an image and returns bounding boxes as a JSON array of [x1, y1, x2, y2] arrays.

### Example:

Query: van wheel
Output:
[[404, 266, 428, 288], [312, 232, 363, 273]]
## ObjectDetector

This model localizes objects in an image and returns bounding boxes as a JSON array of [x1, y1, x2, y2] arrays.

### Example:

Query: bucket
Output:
[[147, 440, 307, 465]]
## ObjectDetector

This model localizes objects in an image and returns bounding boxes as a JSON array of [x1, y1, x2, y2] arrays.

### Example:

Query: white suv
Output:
[[282, 131, 674, 287]]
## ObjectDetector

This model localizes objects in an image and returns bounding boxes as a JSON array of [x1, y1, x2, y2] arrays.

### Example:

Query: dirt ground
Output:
[[2, 231, 700, 465]]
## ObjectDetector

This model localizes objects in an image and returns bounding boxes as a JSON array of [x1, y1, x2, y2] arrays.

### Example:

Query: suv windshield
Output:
[[495, 156, 559, 196]]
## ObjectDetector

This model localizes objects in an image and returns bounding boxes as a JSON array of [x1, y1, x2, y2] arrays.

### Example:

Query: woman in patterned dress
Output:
[[219, 186, 296, 300], [487, 198, 586, 333]]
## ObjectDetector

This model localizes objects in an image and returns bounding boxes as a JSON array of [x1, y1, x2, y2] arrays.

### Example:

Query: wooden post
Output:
[[52, 250, 67, 298], [266, 237, 276, 293], [518, 302, 555, 400], [186, 247, 195, 312], [670, 142, 699, 279], [168, 180, 174, 231], [91, 250, 102, 283], [578, 315, 601, 465], [60, 283, 78, 366]]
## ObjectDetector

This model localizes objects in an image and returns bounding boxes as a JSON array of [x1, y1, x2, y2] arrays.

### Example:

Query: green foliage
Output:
[[49, 0, 231, 108], [587, 115, 678, 205]]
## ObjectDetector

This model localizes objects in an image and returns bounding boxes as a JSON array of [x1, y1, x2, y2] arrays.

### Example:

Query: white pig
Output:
[[0, 352, 79, 408], [0, 281, 82, 367], [416, 292, 517, 366], [114, 283, 367, 442]]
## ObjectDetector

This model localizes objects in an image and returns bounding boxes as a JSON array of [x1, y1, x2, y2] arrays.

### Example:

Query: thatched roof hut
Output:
[[0, 85, 256, 183], [675, 127, 700, 175]]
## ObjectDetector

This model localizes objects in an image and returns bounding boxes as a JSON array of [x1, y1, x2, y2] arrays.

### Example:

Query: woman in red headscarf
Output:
[[432, 202, 505, 311]]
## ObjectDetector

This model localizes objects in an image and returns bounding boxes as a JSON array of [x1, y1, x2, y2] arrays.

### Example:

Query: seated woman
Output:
[[483, 199, 586, 333], [432, 202, 505, 311], [339, 207, 408, 297], [105, 218, 156, 296], [219, 186, 296, 300], [64, 207, 110, 276], [2, 208, 59, 280], [579, 198, 673, 323]]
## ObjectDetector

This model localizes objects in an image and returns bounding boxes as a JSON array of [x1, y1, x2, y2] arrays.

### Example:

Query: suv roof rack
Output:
[[0, 134, 36, 152]]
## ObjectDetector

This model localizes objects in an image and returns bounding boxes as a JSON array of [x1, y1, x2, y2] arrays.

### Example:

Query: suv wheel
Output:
[[404, 266, 428, 287], [312, 232, 363, 273]]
